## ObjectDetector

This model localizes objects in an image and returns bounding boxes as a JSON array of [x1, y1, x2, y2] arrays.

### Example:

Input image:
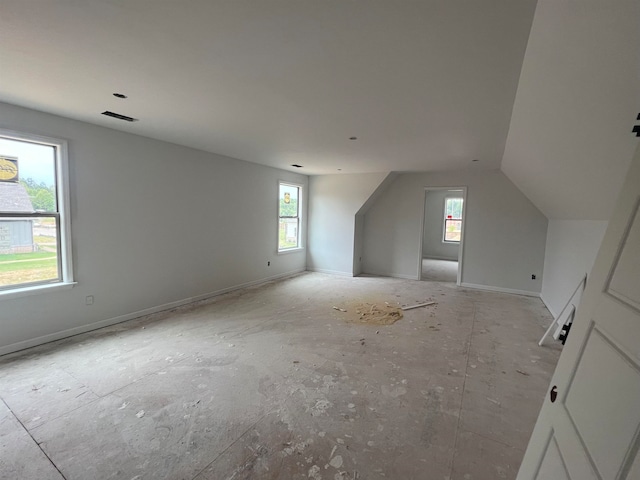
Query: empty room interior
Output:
[[0, 1, 639, 479]]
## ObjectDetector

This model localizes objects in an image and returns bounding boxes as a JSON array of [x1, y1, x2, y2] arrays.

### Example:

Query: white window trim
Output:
[[0, 128, 75, 299], [277, 180, 304, 254], [442, 195, 463, 244]]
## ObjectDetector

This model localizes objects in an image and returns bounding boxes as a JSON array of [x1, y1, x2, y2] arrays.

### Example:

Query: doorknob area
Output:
[[550, 386, 558, 403]]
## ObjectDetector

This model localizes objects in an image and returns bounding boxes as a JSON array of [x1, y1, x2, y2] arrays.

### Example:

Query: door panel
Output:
[[518, 143, 640, 480], [627, 451, 640, 479], [607, 200, 640, 312], [593, 298, 640, 360], [551, 413, 599, 480], [537, 436, 570, 480], [563, 328, 640, 479]]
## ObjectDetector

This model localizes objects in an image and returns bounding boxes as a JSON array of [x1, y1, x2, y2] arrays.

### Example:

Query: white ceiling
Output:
[[2, 1, 637, 221], [0, 0, 536, 175]]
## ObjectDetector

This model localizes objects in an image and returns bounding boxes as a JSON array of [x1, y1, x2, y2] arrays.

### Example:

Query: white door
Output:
[[517, 143, 640, 480]]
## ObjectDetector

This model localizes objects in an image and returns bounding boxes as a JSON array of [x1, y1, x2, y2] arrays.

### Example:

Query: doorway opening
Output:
[[419, 187, 466, 284]]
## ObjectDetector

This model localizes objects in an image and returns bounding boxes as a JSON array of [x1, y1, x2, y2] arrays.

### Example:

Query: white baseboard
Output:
[[0, 268, 306, 357], [390, 273, 420, 280], [539, 295, 558, 318], [422, 255, 458, 261], [460, 282, 540, 298], [361, 270, 419, 281], [306, 267, 354, 277]]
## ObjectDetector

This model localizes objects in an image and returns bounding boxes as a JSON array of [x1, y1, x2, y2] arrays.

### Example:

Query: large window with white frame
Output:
[[0, 129, 73, 294], [443, 196, 463, 243], [278, 182, 302, 252]]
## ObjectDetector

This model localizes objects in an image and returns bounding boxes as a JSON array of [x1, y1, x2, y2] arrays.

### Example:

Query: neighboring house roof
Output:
[[0, 182, 34, 212]]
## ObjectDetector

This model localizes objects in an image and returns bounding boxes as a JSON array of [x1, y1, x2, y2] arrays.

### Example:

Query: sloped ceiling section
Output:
[[0, 0, 536, 175], [501, 0, 640, 220]]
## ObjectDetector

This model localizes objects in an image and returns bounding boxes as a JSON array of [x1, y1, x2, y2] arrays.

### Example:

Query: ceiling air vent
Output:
[[101, 111, 138, 122]]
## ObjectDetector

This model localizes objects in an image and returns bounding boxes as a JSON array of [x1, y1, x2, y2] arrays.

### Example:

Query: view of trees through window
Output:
[[0, 137, 60, 289], [20, 178, 56, 211], [444, 197, 463, 242]]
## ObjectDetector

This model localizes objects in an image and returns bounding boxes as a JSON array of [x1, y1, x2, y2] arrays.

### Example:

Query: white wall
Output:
[[362, 170, 547, 294], [540, 220, 607, 317], [0, 102, 307, 355], [353, 214, 366, 276], [307, 172, 387, 276], [501, 0, 639, 220], [422, 189, 461, 261]]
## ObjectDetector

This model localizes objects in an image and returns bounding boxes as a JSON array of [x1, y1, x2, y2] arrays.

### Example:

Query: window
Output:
[[278, 182, 301, 251], [443, 197, 463, 242], [0, 129, 73, 295]]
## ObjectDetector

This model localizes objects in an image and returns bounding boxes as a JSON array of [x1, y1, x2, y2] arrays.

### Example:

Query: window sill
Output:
[[0, 282, 77, 301], [278, 247, 305, 255]]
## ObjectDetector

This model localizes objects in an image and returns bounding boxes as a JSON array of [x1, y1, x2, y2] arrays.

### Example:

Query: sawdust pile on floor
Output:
[[340, 301, 404, 325]]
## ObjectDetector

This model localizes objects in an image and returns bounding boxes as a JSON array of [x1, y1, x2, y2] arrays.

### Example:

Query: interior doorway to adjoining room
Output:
[[419, 187, 466, 284]]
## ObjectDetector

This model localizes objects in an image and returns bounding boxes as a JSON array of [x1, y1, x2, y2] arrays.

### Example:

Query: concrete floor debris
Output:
[[401, 301, 436, 311], [0, 272, 560, 480], [354, 302, 403, 325], [333, 301, 404, 325]]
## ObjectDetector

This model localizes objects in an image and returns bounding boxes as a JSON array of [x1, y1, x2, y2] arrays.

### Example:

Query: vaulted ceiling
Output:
[[0, 0, 637, 220], [502, 0, 639, 220]]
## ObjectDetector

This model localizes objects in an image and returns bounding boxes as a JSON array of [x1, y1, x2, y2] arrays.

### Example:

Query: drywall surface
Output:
[[540, 219, 607, 317], [307, 172, 387, 275], [501, 0, 639, 220], [0, 102, 307, 354], [363, 170, 547, 293], [353, 214, 365, 276], [422, 189, 461, 260]]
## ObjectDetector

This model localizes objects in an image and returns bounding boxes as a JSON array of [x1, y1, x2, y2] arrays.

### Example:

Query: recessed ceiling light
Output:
[[349, 137, 357, 140], [290, 164, 303, 168], [113, 93, 128, 99]]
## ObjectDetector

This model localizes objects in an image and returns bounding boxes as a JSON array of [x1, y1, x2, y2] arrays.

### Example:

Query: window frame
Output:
[[277, 181, 303, 254], [442, 196, 463, 244], [0, 128, 75, 299]]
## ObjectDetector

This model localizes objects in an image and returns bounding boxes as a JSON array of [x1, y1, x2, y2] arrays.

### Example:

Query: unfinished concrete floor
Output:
[[421, 259, 458, 283], [0, 273, 561, 480]]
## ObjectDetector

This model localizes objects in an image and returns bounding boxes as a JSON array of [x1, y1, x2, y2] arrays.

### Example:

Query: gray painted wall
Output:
[[306, 172, 387, 276], [0, 102, 307, 354], [540, 220, 607, 317], [353, 214, 365, 276], [362, 170, 547, 294], [422, 189, 461, 261], [501, 0, 638, 221]]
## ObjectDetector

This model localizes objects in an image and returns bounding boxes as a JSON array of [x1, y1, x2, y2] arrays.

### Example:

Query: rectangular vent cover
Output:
[[101, 111, 138, 122]]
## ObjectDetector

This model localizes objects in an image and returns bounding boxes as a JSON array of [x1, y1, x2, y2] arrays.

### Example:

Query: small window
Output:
[[278, 182, 301, 251], [443, 197, 463, 243], [0, 130, 73, 294]]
